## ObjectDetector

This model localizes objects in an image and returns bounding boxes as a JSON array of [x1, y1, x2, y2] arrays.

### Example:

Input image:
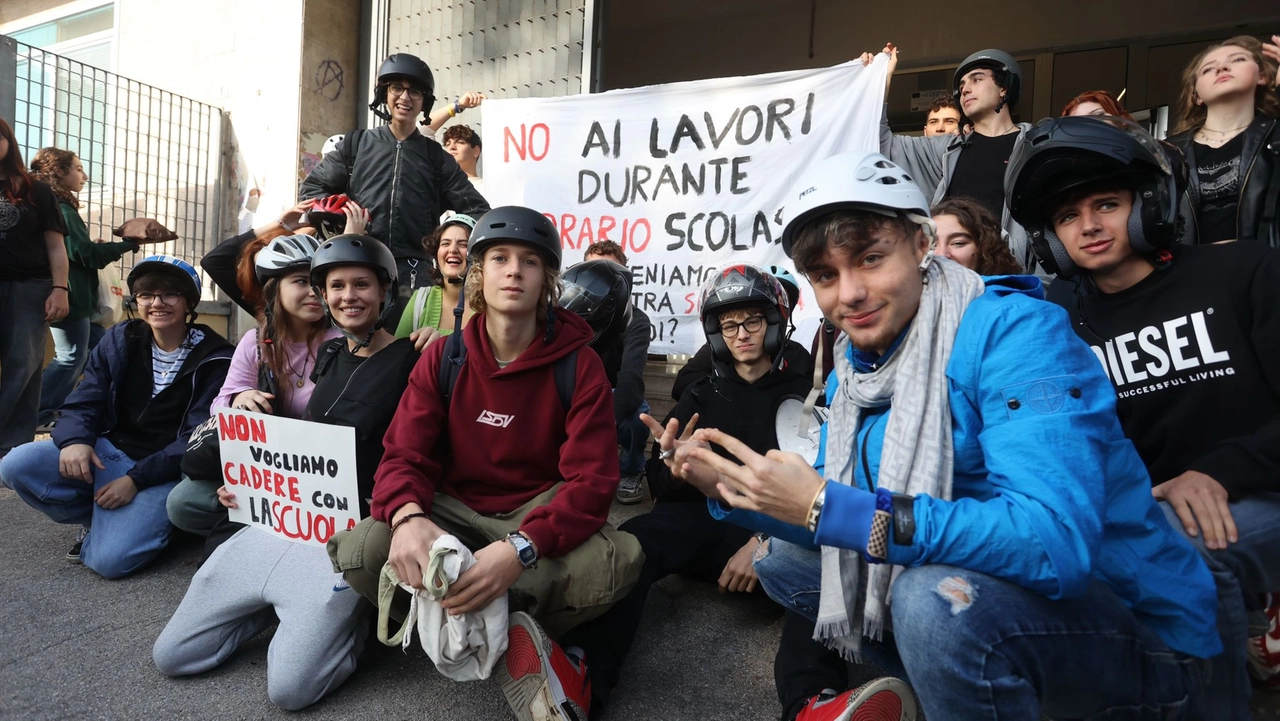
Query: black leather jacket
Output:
[[1168, 114, 1280, 248], [299, 125, 490, 260]]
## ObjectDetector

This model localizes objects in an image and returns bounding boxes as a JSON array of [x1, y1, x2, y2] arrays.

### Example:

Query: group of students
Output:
[[0, 32, 1278, 721]]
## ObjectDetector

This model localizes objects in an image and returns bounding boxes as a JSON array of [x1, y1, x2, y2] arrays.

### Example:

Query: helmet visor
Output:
[[560, 281, 610, 318]]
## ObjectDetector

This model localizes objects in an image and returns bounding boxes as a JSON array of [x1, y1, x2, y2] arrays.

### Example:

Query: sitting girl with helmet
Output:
[[164, 232, 342, 537], [0, 255, 233, 579], [153, 234, 419, 711]]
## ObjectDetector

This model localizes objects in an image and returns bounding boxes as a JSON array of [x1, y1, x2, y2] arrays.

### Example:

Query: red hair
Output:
[[234, 225, 293, 312], [1061, 90, 1134, 120]]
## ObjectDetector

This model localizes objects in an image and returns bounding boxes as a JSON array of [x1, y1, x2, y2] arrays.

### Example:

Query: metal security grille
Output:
[[0, 35, 224, 279], [385, 0, 589, 137]]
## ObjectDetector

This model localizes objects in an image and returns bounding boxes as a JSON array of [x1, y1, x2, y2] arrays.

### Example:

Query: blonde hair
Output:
[[464, 247, 562, 322], [1173, 35, 1280, 135]]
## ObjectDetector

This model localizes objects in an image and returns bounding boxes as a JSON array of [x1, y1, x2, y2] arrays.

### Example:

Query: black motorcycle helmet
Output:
[[560, 260, 633, 351], [468, 206, 562, 271], [370, 53, 436, 122], [1007, 115, 1180, 278], [310, 234, 400, 338], [699, 263, 791, 368], [953, 49, 1022, 116]]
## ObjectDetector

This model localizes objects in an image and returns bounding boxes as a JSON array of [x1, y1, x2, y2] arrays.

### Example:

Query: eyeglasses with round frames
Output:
[[719, 315, 766, 337]]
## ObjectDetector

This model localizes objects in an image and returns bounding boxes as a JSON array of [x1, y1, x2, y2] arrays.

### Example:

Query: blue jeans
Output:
[[755, 539, 1204, 720], [0, 437, 178, 579], [0, 278, 52, 458], [617, 399, 650, 476], [1160, 494, 1280, 721], [38, 317, 92, 426]]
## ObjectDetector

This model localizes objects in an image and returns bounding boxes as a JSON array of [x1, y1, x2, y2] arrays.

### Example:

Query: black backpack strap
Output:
[[552, 349, 578, 412], [426, 139, 448, 218], [340, 129, 365, 180], [438, 332, 467, 406], [311, 338, 344, 382]]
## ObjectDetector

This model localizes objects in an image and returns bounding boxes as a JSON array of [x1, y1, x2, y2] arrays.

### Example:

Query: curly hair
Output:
[[1174, 35, 1280, 135], [930, 197, 1022, 275], [29, 147, 81, 209], [584, 240, 627, 265], [464, 246, 561, 323], [1061, 90, 1133, 120], [420, 217, 474, 287], [928, 96, 958, 114], [441, 124, 481, 149]]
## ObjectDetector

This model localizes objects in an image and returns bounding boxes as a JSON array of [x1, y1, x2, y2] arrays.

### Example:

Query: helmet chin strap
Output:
[[908, 213, 939, 274]]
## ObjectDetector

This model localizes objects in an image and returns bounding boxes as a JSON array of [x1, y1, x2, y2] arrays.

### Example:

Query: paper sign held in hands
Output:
[[217, 409, 361, 547]]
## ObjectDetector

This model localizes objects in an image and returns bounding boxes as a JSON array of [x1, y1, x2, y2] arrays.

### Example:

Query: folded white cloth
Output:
[[377, 534, 509, 681]]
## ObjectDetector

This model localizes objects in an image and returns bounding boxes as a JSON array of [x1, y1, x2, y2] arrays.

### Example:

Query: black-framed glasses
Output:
[[719, 315, 766, 337], [135, 292, 183, 306], [386, 83, 423, 100]]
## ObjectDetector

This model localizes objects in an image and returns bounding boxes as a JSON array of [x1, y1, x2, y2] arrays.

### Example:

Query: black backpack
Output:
[[438, 331, 577, 411]]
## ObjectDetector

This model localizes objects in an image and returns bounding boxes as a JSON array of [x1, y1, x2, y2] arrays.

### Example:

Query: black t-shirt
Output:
[[945, 131, 1020, 220], [307, 337, 419, 510], [1193, 134, 1244, 244], [0, 181, 68, 281], [1048, 244, 1280, 499]]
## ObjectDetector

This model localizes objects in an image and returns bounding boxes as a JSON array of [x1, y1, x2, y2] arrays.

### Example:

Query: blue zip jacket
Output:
[[714, 275, 1221, 659], [52, 319, 233, 488]]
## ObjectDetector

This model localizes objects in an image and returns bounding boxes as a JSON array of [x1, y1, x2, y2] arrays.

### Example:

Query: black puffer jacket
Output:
[[1168, 113, 1280, 248], [299, 126, 490, 260]]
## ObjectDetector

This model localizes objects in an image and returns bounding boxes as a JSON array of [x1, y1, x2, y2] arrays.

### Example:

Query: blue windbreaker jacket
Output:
[[714, 275, 1221, 659]]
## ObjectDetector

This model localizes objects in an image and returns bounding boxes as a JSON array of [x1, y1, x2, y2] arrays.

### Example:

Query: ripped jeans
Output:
[[755, 539, 1206, 721]]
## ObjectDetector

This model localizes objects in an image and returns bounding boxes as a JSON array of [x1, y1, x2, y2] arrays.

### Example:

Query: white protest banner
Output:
[[218, 409, 361, 547], [482, 57, 889, 354]]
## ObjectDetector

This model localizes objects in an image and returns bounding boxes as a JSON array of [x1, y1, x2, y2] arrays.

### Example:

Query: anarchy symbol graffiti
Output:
[[315, 60, 345, 101]]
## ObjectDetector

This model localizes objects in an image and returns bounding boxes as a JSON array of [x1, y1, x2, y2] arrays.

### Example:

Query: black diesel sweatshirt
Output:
[[1049, 243, 1280, 499]]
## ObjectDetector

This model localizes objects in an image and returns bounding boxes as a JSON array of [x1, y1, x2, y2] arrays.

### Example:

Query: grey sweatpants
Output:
[[152, 527, 371, 711]]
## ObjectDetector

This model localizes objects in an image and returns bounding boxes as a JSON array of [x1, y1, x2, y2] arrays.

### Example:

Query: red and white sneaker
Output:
[[1248, 593, 1280, 692], [497, 612, 591, 721], [795, 678, 918, 721]]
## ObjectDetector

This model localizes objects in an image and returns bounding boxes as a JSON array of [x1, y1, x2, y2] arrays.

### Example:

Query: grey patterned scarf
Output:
[[814, 258, 985, 660]]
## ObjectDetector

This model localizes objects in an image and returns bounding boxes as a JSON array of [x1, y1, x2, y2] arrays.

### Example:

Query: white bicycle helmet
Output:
[[321, 134, 345, 156], [255, 233, 323, 283], [780, 151, 934, 258]]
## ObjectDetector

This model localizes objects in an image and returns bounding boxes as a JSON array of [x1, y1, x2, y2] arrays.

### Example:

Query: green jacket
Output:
[[395, 284, 473, 338], [59, 202, 138, 321]]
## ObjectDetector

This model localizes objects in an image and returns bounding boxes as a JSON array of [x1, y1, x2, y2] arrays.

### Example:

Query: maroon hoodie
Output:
[[372, 311, 620, 558]]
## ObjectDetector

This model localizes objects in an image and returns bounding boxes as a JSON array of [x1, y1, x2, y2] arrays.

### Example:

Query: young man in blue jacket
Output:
[[664, 151, 1221, 720], [1009, 115, 1280, 720], [1, 255, 232, 578]]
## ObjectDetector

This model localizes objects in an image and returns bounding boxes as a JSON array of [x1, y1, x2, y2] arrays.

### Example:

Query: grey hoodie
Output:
[[878, 105, 1039, 277]]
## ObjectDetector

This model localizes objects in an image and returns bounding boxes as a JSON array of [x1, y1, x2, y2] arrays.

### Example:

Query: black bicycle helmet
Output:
[[310, 234, 399, 333], [699, 263, 790, 367], [560, 260, 633, 351], [468, 206, 562, 271], [370, 53, 436, 121], [953, 49, 1022, 113], [1007, 115, 1179, 278]]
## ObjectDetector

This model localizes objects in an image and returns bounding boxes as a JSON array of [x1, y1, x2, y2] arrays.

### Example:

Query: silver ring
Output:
[[658, 448, 675, 460]]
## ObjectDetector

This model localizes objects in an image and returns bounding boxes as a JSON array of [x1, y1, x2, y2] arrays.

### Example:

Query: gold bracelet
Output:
[[805, 484, 827, 533]]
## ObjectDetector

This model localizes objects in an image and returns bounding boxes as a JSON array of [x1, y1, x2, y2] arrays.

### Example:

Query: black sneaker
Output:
[[66, 527, 87, 563]]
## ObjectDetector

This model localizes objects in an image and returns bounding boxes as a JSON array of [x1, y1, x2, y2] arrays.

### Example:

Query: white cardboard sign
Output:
[[218, 409, 361, 547]]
